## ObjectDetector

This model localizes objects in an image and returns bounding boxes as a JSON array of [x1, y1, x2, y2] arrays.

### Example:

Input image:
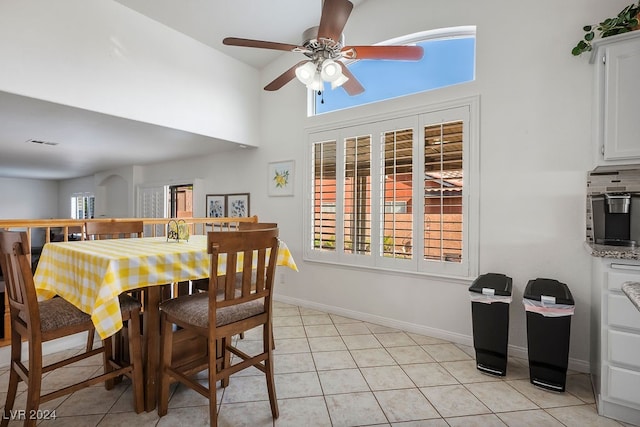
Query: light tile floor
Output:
[[0, 301, 637, 426]]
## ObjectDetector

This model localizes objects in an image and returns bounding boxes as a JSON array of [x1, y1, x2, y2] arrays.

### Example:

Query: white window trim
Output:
[[304, 95, 479, 280]]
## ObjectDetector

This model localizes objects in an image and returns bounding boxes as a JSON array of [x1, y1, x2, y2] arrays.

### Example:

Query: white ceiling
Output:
[[0, 0, 367, 181], [115, 0, 367, 69]]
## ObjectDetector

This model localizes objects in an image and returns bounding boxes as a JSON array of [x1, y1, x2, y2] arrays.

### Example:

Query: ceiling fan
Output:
[[222, 0, 424, 95]]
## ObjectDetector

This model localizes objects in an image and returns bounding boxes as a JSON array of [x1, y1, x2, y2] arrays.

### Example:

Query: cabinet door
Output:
[[603, 39, 640, 160], [608, 294, 640, 331], [609, 329, 640, 368], [608, 365, 640, 406]]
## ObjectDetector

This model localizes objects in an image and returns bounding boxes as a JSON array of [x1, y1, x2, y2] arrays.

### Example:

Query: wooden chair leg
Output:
[[25, 345, 43, 427], [1, 333, 21, 427], [103, 336, 115, 390], [127, 308, 144, 413], [208, 332, 218, 427], [220, 336, 231, 388], [86, 328, 95, 352], [157, 314, 173, 417], [264, 324, 278, 419]]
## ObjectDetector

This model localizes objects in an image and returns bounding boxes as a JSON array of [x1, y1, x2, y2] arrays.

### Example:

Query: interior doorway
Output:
[[169, 184, 193, 218]]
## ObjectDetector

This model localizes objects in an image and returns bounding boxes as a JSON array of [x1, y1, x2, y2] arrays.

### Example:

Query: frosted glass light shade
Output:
[[330, 73, 349, 89], [295, 61, 317, 85], [320, 59, 342, 82], [307, 72, 324, 91]]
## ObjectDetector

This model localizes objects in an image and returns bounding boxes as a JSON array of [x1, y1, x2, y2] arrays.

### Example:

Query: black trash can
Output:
[[469, 273, 513, 376], [524, 278, 575, 392]]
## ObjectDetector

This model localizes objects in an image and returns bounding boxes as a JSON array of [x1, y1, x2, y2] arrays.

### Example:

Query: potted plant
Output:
[[572, 1, 640, 56]]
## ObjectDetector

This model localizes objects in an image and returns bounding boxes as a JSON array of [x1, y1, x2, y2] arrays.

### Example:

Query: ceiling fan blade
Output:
[[264, 60, 310, 91], [342, 45, 424, 60], [338, 62, 364, 96], [317, 0, 353, 42], [223, 37, 304, 53]]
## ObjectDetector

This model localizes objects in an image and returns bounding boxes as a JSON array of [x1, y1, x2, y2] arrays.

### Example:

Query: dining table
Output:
[[32, 234, 298, 411]]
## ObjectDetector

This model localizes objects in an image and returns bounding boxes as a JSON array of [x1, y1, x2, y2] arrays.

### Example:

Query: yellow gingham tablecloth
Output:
[[33, 235, 298, 339]]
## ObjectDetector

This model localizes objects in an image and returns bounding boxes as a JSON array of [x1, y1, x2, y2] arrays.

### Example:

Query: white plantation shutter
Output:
[[423, 120, 464, 263], [306, 99, 478, 279], [344, 134, 372, 255], [312, 140, 337, 252], [71, 193, 95, 219], [382, 128, 413, 259]]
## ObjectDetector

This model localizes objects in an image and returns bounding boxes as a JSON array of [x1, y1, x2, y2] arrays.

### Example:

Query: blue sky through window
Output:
[[315, 37, 475, 114]]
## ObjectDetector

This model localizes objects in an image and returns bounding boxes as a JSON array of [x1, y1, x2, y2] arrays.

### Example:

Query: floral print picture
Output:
[[226, 193, 250, 217], [268, 160, 294, 196], [206, 195, 226, 218]]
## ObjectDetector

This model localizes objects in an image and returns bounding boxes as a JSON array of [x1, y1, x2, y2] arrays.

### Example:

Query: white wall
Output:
[[0, 177, 59, 246], [0, 0, 260, 146]]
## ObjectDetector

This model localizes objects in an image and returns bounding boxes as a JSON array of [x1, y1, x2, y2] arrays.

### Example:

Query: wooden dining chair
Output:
[[84, 220, 145, 354], [238, 222, 278, 231], [85, 220, 144, 240], [192, 222, 279, 343], [157, 228, 280, 427], [192, 222, 278, 293], [0, 231, 144, 427]]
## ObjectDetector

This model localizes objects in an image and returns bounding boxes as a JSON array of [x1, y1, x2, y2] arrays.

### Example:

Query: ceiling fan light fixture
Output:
[[330, 73, 349, 89], [306, 72, 324, 91], [320, 59, 342, 82], [295, 61, 317, 85]]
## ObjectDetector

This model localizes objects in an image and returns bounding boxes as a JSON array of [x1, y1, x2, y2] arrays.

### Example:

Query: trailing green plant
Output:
[[572, 2, 640, 56]]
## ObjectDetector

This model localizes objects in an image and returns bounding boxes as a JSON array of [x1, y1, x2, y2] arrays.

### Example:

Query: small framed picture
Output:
[[268, 160, 295, 196], [206, 194, 226, 218], [226, 193, 250, 217]]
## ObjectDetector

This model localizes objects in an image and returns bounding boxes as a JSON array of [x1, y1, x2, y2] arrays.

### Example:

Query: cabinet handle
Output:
[[611, 263, 640, 272]]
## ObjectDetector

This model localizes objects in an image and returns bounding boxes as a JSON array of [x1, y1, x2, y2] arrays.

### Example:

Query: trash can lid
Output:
[[469, 273, 513, 296], [524, 278, 574, 305]]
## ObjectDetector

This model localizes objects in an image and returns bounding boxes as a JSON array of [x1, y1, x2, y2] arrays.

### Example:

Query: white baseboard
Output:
[[274, 294, 590, 373]]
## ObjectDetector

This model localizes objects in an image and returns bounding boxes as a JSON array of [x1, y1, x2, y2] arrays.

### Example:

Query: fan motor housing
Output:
[[302, 26, 344, 52]]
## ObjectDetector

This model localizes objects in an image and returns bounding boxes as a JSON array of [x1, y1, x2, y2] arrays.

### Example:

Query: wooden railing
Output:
[[0, 215, 259, 245], [0, 215, 259, 346]]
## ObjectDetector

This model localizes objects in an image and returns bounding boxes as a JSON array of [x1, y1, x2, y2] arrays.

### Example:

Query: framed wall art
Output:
[[205, 194, 226, 218], [268, 160, 294, 197], [226, 193, 250, 217]]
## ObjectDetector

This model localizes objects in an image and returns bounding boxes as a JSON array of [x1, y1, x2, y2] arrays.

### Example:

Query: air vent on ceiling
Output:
[[26, 139, 59, 146]]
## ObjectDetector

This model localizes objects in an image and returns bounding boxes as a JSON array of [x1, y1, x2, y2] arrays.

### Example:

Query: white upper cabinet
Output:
[[591, 32, 640, 165]]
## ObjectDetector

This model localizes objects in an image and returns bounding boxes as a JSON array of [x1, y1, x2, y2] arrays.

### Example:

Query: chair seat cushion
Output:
[[29, 297, 93, 333], [160, 293, 264, 329], [119, 293, 143, 312]]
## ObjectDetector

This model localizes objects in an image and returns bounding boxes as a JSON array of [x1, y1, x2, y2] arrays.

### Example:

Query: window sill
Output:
[[302, 256, 475, 285]]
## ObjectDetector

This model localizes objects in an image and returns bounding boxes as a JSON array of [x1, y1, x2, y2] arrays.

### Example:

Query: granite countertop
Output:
[[585, 242, 640, 261], [622, 282, 640, 312]]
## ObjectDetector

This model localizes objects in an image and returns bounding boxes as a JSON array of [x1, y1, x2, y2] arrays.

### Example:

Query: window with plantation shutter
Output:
[[71, 193, 95, 219], [424, 121, 464, 263], [313, 140, 337, 251], [344, 135, 372, 255], [382, 128, 413, 259], [305, 98, 478, 278]]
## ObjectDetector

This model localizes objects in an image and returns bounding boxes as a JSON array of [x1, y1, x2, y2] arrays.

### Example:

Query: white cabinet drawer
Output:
[[608, 365, 640, 406], [608, 264, 640, 290], [609, 329, 640, 369], [608, 294, 640, 330]]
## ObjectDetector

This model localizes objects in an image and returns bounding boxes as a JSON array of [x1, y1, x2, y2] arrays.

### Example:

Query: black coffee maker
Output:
[[591, 193, 640, 247]]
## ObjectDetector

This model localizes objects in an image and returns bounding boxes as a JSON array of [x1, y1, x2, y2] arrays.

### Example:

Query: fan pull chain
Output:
[[318, 90, 324, 104]]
